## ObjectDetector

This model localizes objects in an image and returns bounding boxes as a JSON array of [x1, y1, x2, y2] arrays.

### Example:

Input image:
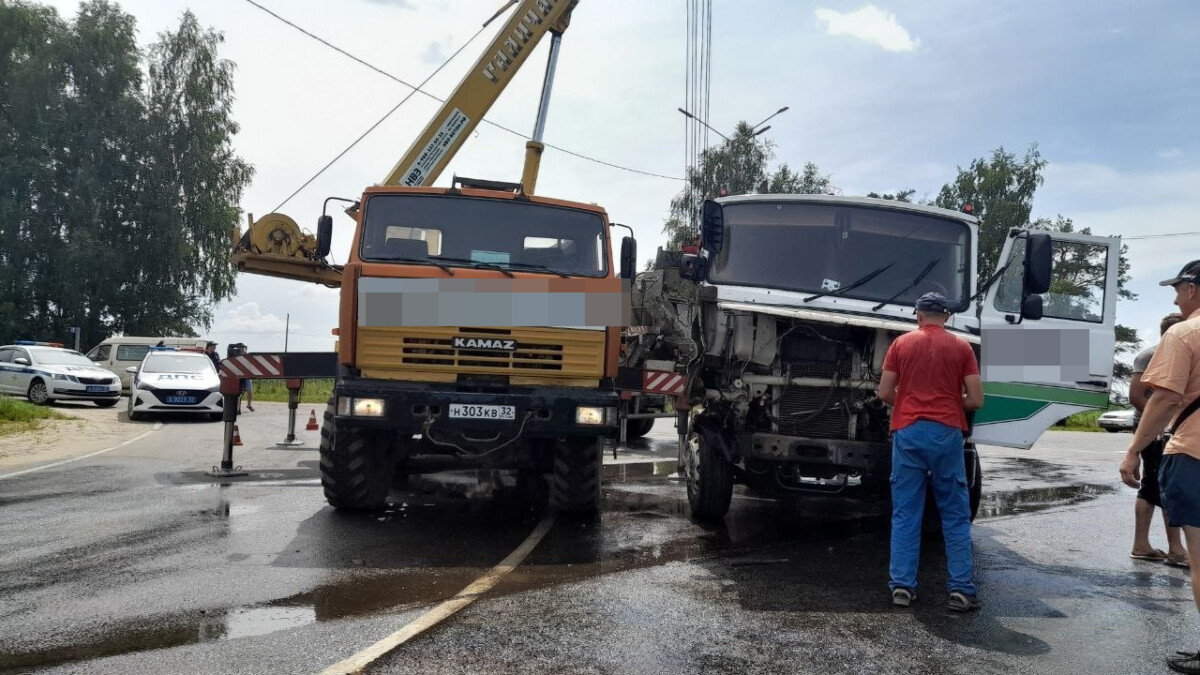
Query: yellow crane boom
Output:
[[233, 0, 579, 286]]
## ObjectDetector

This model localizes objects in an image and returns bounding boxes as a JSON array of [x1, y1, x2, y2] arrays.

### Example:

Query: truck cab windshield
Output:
[[360, 194, 608, 278], [708, 202, 970, 309]]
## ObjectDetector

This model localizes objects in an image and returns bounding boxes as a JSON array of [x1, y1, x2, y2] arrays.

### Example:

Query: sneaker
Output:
[[1168, 651, 1200, 674], [892, 588, 915, 607], [948, 591, 981, 612]]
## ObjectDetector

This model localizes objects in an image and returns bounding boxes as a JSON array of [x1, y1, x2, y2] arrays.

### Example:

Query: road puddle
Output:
[[601, 461, 679, 481], [976, 482, 1115, 520]]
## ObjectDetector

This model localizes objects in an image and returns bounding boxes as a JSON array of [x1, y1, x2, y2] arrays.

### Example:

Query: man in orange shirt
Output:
[[879, 292, 985, 611], [1120, 260, 1200, 674]]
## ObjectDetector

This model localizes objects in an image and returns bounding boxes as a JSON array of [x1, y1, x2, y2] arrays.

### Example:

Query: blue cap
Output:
[[914, 291, 950, 313]]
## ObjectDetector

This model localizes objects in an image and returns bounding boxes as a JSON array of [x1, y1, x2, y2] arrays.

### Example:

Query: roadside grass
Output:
[[1050, 409, 1106, 432], [0, 396, 71, 437], [249, 379, 335, 405]]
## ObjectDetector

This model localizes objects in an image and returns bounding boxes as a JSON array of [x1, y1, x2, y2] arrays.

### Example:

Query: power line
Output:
[[242, 0, 682, 210], [1124, 231, 1200, 240]]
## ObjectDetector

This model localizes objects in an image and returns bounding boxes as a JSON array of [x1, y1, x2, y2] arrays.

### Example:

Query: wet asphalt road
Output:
[[0, 402, 1195, 674]]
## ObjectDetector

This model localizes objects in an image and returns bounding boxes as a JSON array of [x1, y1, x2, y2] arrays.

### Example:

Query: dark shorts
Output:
[[1137, 438, 1165, 507], [1159, 453, 1200, 528], [240, 379, 253, 393]]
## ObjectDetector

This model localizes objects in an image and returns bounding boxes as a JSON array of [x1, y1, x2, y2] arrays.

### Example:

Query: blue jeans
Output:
[[889, 420, 975, 595]]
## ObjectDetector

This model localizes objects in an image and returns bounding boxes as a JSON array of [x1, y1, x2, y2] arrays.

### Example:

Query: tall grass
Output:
[[248, 379, 335, 404], [0, 397, 70, 436]]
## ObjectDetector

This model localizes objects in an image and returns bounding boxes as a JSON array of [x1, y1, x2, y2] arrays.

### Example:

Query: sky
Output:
[[39, 0, 1200, 358]]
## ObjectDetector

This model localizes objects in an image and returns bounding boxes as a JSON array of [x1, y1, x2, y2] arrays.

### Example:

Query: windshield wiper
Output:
[[429, 256, 515, 277], [871, 257, 942, 311], [376, 256, 455, 276], [803, 262, 896, 303], [497, 262, 571, 278]]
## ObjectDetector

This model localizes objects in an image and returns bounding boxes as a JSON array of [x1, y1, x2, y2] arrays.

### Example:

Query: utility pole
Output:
[[284, 313, 290, 353]]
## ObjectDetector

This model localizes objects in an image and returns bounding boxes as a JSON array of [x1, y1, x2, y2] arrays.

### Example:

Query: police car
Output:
[[127, 347, 222, 421], [0, 341, 122, 406]]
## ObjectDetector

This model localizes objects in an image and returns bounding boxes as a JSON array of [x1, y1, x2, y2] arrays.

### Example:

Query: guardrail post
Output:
[[276, 379, 305, 448]]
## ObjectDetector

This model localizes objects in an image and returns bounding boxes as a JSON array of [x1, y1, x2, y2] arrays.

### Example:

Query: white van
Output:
[[86, 336, 211, 388]]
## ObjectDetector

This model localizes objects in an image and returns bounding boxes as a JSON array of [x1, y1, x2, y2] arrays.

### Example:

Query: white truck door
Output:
[[971, 229, 1121, 448]]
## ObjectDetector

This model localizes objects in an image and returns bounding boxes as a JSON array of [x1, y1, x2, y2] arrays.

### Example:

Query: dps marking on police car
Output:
[[453, 337, 517, 351]]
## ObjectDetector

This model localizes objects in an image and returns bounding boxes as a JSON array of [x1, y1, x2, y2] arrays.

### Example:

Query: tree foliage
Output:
[[661, 122, 830, 250], [0, 1, 252, 349], [936, 145, 1140, 379]]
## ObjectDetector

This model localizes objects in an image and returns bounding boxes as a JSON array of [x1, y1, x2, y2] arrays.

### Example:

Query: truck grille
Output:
[[357, 327, 606, 379], [775, 385, 852, 439]]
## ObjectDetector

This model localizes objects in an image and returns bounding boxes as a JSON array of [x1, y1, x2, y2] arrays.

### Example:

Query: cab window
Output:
[[116, 345, 150, 362], [0, 348, 12, 363], [89, 345, 111, 362], [12, 348, 31, 364], [994, 237, 1109, 323]]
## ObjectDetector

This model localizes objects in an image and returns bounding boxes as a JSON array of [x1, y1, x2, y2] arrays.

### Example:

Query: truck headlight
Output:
[[337, 396, 385, 417], [575, 406, 614, 426]]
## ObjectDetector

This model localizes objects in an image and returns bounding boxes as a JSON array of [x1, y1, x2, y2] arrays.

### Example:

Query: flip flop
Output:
[[1166, 554, 1191, 569], [1131, 549, 1168, 561]]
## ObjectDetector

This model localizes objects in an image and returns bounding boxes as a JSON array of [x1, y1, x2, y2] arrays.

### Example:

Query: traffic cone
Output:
[[306, 410, 319, 431], [232, 424, 243, 446]]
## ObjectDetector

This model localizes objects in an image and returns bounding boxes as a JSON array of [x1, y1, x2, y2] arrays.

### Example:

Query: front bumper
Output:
[[738, 432, 892, 477], [50, 381, 121, 401], [334, 377, 619, 438], [131, 388, 222, 413]]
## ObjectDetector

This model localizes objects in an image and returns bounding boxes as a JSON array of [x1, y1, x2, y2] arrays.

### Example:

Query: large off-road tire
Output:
[[685, 429, 733, 522], [319, 402, 396, 510], [625, 418, 655, 439], [549, 436, 602, 514], [27, 379, 50, 406]]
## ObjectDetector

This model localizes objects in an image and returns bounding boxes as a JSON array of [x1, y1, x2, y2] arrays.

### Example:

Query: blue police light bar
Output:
[[13, 340, 36, 345], [148, 346, 179, 351]]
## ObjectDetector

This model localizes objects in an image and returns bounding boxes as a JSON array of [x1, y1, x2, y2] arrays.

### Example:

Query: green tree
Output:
[[865, 190, 915, 202], [0, 2, 252, 348], [661, 122, 830, 250], [937, 146, 1140, 380]]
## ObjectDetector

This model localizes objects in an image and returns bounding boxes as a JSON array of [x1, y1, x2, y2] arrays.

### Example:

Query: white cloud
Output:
[[1158, 148, 1184, 161], [814, 5, 918, 52], [420, 37, 452, 66], [214, 302, 297, 335]]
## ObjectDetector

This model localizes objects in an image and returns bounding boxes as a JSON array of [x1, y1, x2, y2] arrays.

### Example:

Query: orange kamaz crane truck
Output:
[[233, 0, 637, 513]]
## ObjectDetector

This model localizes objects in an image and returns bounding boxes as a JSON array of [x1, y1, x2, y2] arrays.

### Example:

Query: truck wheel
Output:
[[550, 436, 602, 514], [685, 431, 733, 522], [319, 403, 396, 510], [968, 453, 983, 522], [626, 418, 655, 439]]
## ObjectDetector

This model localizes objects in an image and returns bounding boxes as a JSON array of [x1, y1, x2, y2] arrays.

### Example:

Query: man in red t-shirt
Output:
[[878, 292, 984, 611]]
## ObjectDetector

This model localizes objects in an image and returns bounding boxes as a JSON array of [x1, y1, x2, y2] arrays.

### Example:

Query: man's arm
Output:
[[1119, 387, 1183, 488], [1129, 370, 1151, 413], [963, 374, 984, 410], [879, 370, 898, 406]]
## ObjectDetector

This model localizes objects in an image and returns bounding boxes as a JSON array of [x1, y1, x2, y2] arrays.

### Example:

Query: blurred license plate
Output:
[[85, 386, 107, 393], [165, 396, 195, 404], [448, 404, 515, 420]]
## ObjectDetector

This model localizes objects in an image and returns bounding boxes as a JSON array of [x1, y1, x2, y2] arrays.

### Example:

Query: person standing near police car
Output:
[[1119, 261, 1200, 674], [878, 292, 985, 611]]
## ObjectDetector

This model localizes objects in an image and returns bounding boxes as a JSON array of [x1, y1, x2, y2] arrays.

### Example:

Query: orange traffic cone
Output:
[[306, 410, 319, 431], [232, 424, 243, 446]]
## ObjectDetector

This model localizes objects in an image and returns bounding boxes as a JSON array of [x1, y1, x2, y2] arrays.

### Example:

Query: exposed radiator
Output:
[[775, 384, 853, 439]]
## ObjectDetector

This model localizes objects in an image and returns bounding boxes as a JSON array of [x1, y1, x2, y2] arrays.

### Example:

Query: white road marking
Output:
[[319, 510, 559, 675], [0, 422, 162, 480]]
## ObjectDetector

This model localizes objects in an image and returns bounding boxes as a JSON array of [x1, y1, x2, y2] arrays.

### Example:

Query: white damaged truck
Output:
[[631, 194, 1120, 520]]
